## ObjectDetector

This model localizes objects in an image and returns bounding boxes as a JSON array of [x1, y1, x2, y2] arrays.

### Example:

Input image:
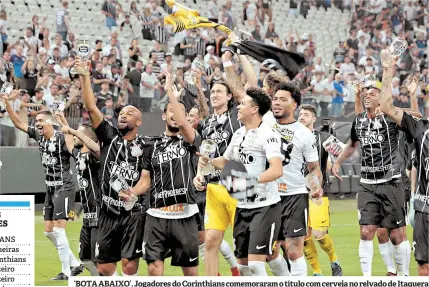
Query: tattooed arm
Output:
[[379, 65, 403, 126], [238, 55, 258, 89], [194, 71, 209, 119], [222, 51, 246, 103]]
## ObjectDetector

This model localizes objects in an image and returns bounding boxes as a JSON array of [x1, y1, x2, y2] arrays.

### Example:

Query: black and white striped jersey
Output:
[[141, 133, 201, 209], [401, 112, 429, 214], [95, 120, 150, 215], [27, 127, 74, 189], [303, 130, 331, 188], [350, 112, 401, 184], [198, 102, 242, 158], [182, 36, 197, 57], [398, 131, 415, 190], [72, 149, 100, 227]]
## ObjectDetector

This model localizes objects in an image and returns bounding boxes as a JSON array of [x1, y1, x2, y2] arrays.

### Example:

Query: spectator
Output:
[[149, 53, 161, 76], [203, 46, 219, 67], [96, 82, 113, 109], [109, 64, 121, 99], [50, 34, 69, 58], [10, 44, 26, 89], [150, 41, 165, 65], [207, 0, 219, 23], [141, 8, 155, 40], [331, 73, 344, 117], [92, 62, 109, 93], [339, 56, 356, 76], [0, 93, 20, 146], [181, 30, 198, 61], [245, 1, 258, 27], [22, 59, 38, 96], [265, 23, 279, 42], [126, 61, 143, 106], [160, 52, 173, 72], [140, 63, 158, 112], [42, 83, 59, 107], [101, 0, 118, 30], [56, 1, 71, 41], [251, 25, 262, 42], [129, 1, 140, 19], [101, 96, 115, 125], [333, 41, 346, 64], [320, 74, 334, 117], [24, 27, 38, 49], [0, 10, 8, 52], [153, 19, 169, 51], [128, 38, 142, 67], [300, 0, 310, 19], [120, 14, 133, 32]]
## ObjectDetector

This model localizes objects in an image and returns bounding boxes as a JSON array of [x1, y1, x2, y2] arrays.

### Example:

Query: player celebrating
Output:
[[298, 104, 343, 276], [379, 60, 428, 276], [332, 73, 411, 276], [1, 90, 82, 280], [198, 87, 284, 276], [56, 115, 101, 276], [123, 73, 202, 276], [262, 82, 323, 276], [75, 58, 148, 276]]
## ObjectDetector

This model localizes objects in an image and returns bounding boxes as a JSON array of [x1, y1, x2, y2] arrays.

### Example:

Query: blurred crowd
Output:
[[0, 0, 428, 147]]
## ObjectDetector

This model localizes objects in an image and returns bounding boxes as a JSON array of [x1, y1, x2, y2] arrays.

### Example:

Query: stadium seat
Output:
[[350, 175, 360, 193], [339, 175, 351, 195], [328, 176, 340, 194]]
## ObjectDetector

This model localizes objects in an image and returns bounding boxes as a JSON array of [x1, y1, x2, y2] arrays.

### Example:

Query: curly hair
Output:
[[246, 87, 272, 116], [264, 70, 289, 90], [273, 81, 302, 107]]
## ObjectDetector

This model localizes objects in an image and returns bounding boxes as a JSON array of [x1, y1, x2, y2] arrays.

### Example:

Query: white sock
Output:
[[394, 241, 411, 276], [122, 272, 138, 276], [199, 243, 205, 262], [219, 240, 237, 268], [69, 249, 81, 268], [379, 241, 396, 274], [237, 264, 252, 276], [53, 227, 71, 276], [248, 261, 267, 276], [267, 255, 291, 276], [289, 256, 307, 276], [82, 260, 99, 276], [44, 231, 58, 247], [359, 239, 373, 276]]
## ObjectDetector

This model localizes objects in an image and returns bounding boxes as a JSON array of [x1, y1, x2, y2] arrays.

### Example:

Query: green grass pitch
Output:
[[34, 199, 417, 286]]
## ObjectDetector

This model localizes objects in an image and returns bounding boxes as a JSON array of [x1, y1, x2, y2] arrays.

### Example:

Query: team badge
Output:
[[48, 142, 56, 152], [372, 118, 382, 129], [218, 114, 227, 124], [131, 144, 143, 157]]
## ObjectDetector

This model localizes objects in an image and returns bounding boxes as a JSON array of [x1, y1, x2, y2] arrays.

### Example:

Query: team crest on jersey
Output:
[[424, 157, 429, 172], [372, 118, 383, 129], [41, 152, 58, 165], [110, 161, 140, 181], [76, 156, 87, 171], [361, 130, 385, 145], [156, 143, 187, 164]]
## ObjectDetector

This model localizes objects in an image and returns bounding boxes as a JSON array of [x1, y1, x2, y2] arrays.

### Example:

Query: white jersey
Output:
[[224, 125, 283, 209], [263, 112, 319, 196]]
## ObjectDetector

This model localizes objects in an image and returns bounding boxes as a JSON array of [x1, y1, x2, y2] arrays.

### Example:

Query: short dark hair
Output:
[[300, 104, 317, 117], [211, 80, 232, 95], [80, 123, 98, 142], [264, 70, 288, 90], [163, 99, 186, 113], [36, 110, 53, 117], [274, 81, 302, 107], [246, 87, 271, 116]]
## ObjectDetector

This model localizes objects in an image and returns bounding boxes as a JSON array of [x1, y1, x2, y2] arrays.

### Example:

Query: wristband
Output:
[[257, 176, 260, 183], [223, 61, 233, 68]]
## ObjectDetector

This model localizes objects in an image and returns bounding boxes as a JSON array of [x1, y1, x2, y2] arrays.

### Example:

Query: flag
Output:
[[164, 0, 306, 79], [232, 40, 306, 79]]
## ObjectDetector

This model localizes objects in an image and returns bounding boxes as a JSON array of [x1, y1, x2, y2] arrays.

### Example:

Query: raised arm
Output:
[[1, 91, 29, 133], [75, 57, 104, 129], [353, 83, 364, 115], [238, 55, 258, 89], [379, 63, 403, 126], [129, 169, 151, 196], [407, 74, 419, 112], [194, 71, 210, 118], [54, 112, 75, 154], [164, 72, 196, 144], [331, 139, 359, 180], [222, 51, 246, 103], [61, 125, 100, 158]]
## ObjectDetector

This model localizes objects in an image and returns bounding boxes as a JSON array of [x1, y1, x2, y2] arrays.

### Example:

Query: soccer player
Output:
[[75, 58, 148, 276], [56, 114, 101, 276], [262, 82, 323, 276], [298, 104, 343, 276], [332, 72, 411, 276], [1, 90, 82, 280], [198, 87, 284, 276], [123, 74, 202, 276], [379, 61, 428, 277]]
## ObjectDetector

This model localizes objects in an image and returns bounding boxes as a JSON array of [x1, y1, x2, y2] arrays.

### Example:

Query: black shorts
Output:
[[79, 225, 97, 261], [43, 183, 76, 221], [358, 180, 406, 229], [144, 214, 199, 267], [196, 192, 206, 232], [233, 202, 281, 259], [94, 211, 146, 263], [278, 194, 309, 239], [413, 210, 429, 264]]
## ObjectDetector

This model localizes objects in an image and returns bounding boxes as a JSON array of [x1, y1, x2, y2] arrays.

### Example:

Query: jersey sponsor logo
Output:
[[209, 131, 230, 145], [278, 183, 287, 192], [361, 164, 392, 173], [157, 203, 185, 213], [238, 147, 255, 164], [360, 130, 385, 145], [156, 144, 188, 164], [154, 188, 188, 199], [267, 137, 278, 144], [274, 125, 295, 142], [77, 175, 89, 189], [424, 157, 429, 172], [83, 212, 97, 219], [45, 180, 64, 187], [41, 152, 58, 165], [414, 193, 429, 204], [110, 161, 140, 181]]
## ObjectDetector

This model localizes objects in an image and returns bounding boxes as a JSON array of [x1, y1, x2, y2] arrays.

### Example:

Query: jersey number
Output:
[[281, 139, 294, 166]]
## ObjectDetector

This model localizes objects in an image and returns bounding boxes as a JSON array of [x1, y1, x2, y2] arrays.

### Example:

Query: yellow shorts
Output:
[[205, 183, 237, 231], [308, 197, 330, 230]]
